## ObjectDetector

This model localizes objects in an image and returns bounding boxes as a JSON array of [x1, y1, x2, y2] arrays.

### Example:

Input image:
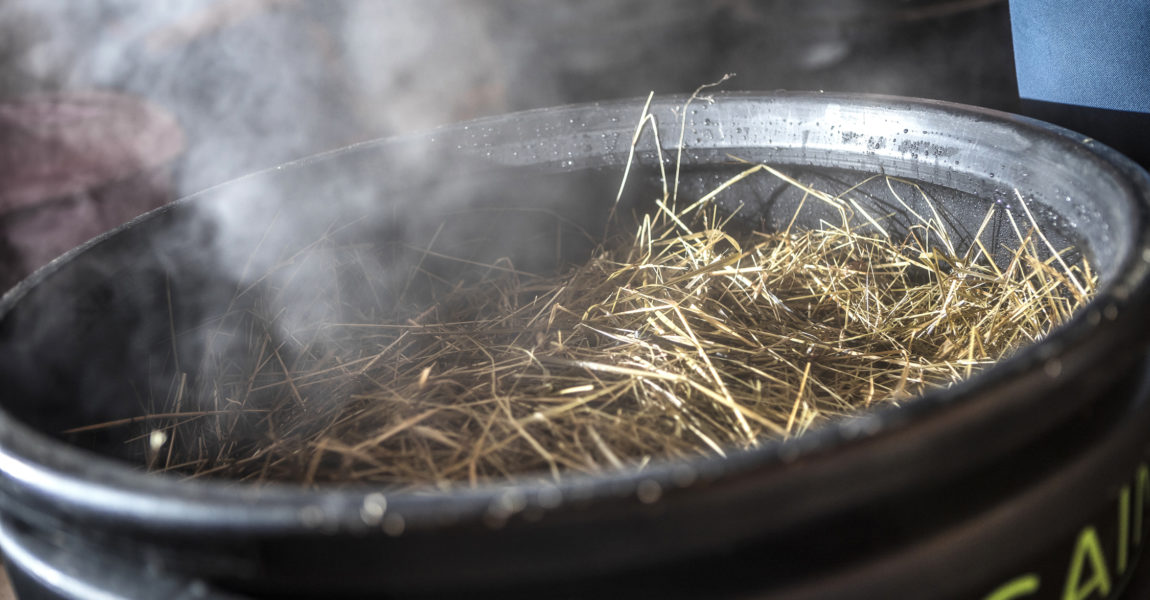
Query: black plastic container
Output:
[[2, 93, 1150, 599]]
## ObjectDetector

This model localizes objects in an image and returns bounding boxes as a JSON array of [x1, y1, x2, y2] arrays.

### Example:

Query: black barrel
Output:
[[1, 93, 1150, 599]]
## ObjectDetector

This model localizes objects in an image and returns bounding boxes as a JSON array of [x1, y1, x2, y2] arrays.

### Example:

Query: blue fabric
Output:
[[1011, 0, 1150, 113]]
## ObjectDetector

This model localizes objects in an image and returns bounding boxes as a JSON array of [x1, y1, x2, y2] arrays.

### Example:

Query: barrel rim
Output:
[[0, 90, 1148, 547]]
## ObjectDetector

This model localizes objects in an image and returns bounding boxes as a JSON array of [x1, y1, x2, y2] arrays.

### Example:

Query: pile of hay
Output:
[[72, 94, 1095, 489]]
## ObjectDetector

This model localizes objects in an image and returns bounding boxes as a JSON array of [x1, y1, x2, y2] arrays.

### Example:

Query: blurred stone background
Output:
[[0, 0, 1015, 285]]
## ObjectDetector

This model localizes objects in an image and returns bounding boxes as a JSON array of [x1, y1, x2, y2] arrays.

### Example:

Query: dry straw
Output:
[[71, 91, 1096, 488]]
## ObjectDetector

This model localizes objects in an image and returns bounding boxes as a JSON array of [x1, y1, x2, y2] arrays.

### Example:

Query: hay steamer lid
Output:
[[1, 92, 1150, 598]]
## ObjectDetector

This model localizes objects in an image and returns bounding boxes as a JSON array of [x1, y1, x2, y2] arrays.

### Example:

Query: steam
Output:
[[0, 0, 526, 363], [0, 2, 521, 446], [0, 1, 520, 196]]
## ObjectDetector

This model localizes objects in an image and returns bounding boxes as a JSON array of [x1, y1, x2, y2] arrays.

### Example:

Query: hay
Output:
[[70, 94, 1096, 489]]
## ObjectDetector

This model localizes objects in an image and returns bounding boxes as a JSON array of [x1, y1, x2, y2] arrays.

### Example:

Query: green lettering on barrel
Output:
[[1137, 464, 1149, 546], [984, 574, 1040, 599], [1119, 485, 1130, 575], [1063, 526, 1111, 600]]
